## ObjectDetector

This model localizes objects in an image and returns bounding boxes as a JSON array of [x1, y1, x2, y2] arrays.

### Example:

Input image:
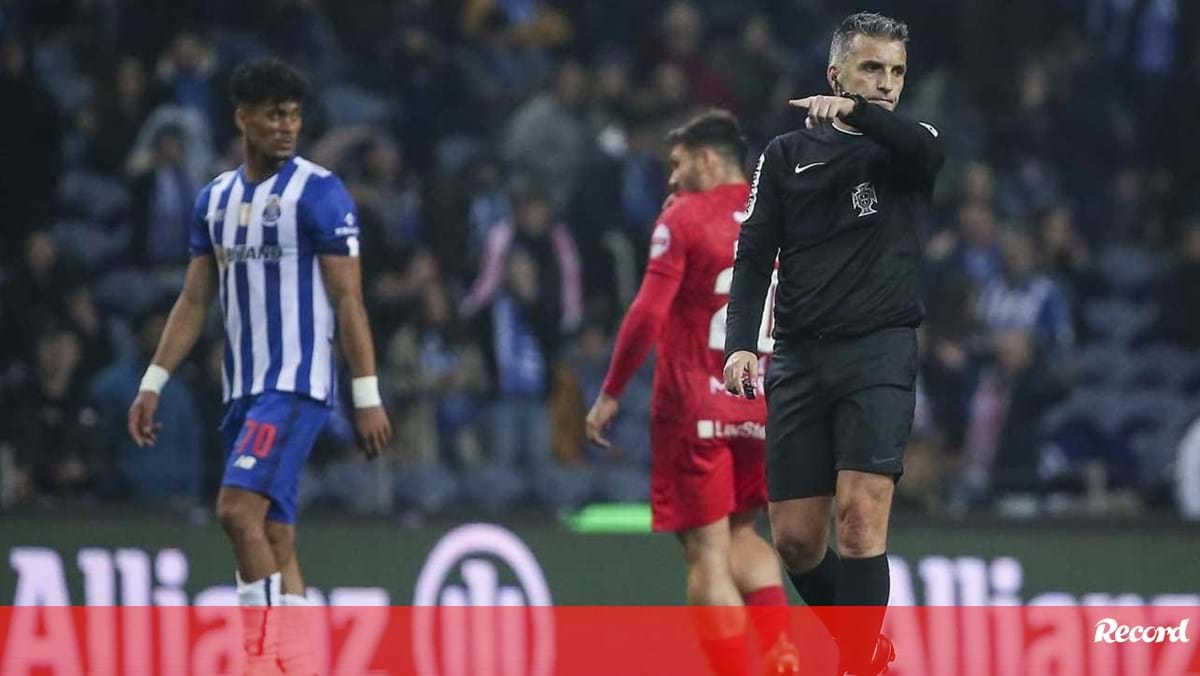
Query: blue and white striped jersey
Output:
[[188, 156, 359, 404]]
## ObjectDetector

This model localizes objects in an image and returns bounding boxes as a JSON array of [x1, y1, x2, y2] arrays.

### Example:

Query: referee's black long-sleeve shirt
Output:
[[725, 101, 945, 357]]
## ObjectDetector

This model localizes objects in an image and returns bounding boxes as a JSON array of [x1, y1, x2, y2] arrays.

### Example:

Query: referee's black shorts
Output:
[[763, 326, 918, 501]]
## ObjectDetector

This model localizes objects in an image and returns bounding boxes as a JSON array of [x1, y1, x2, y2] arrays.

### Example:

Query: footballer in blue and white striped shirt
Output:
[[127, 58, 392, 670]]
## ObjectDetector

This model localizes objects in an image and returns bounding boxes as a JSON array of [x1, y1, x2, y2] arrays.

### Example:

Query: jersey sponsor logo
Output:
[[262, 195, 282, 226], [851, 181, 879, 217], [413, 524, 554, 676], [919, 122, 940, 138], [744, 152, 766, 219], [214, 244, 285, 267], [649, 224, 671, 259], [696, 420, 766, 440], [794, 161, 826, 174]]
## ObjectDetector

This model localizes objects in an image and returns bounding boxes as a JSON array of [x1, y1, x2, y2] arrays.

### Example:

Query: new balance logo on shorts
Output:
[[233, 455, 257, 470], [696, 420, 766, 440]]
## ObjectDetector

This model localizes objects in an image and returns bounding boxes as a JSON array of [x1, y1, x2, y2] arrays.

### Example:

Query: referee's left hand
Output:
[[723, 351, 760, 399], [789, 96, 855, 129]]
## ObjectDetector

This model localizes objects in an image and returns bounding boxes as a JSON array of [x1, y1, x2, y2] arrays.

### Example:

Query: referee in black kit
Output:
[[722, 12, 943, 676]]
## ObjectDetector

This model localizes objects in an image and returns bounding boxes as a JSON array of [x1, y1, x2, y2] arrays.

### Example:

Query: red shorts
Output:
[[649, 416, 768, 533]]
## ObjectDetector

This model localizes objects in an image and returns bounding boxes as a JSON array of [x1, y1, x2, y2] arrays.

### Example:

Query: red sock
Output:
[[744, 585, 790, 652], [699, 634, 751, 676]]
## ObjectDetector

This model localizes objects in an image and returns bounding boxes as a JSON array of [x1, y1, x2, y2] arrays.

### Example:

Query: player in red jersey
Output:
[[587, 110, 797, 676]]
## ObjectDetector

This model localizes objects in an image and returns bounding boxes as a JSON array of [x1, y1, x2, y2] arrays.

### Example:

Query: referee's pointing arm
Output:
[[723, 142, 783, 398], [790, 93, 944, 185]]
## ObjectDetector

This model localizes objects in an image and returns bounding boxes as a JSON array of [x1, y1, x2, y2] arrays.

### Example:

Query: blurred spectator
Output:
[[1157, 220, 1200, 348], [387, 21, 462, 168], [128, 124, 196, 269], [978, 228, 1074, 349], [895, 432, 947, 514], [3, 316, 105, 501], [502, 60, 589, 209], [125, 104, 214, 190], [356, 139, 424, 254], [0, 233, 88, 366], [460, 183, 583, 336], [711, 13, 786, 124], [78, 56, 159, 175], [464, 153, 513, 258], [927, 200, 1003, 290], [456, 6, 551, 123], [653, 1, 732, 107], [388, 282, 488, 469], [91, 302, 204, 502], [587, 54, 634, 141], [958, 330, 1065, 505], [0, 35, 62, 265], [155, 32, 219, 127], [1038, 206, 1101, 336], [59, 275, 114, 383]]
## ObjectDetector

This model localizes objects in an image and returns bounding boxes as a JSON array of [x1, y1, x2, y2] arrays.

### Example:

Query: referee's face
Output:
[[238, 100, 302, 161], [830, 35, 907, 111]]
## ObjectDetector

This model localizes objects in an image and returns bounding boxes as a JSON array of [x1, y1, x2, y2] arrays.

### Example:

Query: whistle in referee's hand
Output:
[[742, 376, 756, 399]]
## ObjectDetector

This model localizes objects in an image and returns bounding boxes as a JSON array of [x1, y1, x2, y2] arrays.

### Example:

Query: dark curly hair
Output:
[[228, 57, 310, 106], [665, 109, 748, 168]]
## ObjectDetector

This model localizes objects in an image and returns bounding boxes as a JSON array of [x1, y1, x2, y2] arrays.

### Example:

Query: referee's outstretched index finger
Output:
[[788, 97, 815, 109]]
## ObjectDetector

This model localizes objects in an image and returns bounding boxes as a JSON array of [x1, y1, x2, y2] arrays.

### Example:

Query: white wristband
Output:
[[352, 376, 382, 409], [139, 364, 170, 394]]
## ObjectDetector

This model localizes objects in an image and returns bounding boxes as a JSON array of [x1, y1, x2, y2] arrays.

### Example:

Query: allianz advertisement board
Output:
[[2, 515, 1198, 674]]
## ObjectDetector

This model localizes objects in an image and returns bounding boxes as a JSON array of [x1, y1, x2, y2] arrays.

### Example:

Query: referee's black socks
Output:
[[786, 546, 840, 642], [786, 546, 839, 607], [835, 552, 890, 673]]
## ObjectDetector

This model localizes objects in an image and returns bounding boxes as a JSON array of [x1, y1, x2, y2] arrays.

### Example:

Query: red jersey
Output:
[[602, 183, 776, 424]]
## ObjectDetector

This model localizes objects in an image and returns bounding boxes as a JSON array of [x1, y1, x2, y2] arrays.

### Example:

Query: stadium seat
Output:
[[1123, 344, 1200, 392], [1082, 299, 1158, 345], [50, 219, 124, 270], [58, 169, 132, 222], [1097, 245, 1167, 299], [1041, 389, 1116, 465], [1070, 344, 1132, 389], [320, 84, 395, 127]]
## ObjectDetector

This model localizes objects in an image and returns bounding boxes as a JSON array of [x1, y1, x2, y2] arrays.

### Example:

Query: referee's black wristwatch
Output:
[[841, 92, 869, 114]]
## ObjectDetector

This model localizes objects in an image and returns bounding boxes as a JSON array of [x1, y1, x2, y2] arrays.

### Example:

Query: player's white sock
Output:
[[278, 593, 319, 675], [236, 571, 282, 669]]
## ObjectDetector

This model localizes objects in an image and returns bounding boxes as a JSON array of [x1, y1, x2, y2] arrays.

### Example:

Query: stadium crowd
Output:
[[2, 0, 1199, 519]]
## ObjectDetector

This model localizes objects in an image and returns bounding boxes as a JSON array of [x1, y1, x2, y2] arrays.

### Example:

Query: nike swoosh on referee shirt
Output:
[[795, 161, 826, 174]]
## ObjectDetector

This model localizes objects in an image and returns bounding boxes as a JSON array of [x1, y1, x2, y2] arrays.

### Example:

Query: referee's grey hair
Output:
[[829, 12, 909, 67]]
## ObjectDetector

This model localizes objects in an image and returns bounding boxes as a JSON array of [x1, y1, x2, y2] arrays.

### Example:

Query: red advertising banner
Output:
[[2, 605, 1198, 675]]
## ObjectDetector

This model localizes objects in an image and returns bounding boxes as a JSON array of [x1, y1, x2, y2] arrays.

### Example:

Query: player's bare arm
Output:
[[319, 254, 393, 457], [589, 265, 684, 449], [127, 254, 218, 447]]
